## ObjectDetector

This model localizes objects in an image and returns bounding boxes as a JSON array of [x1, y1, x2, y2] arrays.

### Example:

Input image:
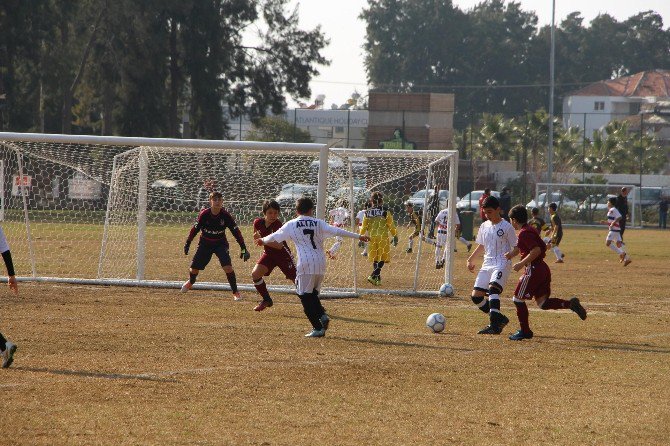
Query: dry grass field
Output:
[[0, 227, 669, 445]]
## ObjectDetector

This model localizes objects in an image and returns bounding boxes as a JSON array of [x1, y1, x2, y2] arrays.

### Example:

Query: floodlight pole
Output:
[[547, 0, 556, 198]]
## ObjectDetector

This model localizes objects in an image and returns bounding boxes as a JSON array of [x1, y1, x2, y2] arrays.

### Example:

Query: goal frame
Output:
[[0, 132, 458, 297]]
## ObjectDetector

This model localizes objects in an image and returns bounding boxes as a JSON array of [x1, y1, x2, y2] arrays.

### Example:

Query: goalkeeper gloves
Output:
[[184, 241, 191, 255], [240, 248, 250, 262], [392, 235, 398, 247]]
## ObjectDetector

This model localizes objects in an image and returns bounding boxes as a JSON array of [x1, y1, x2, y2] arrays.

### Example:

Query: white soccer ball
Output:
[[426, 312, 446, 333], [439, 283, 455, 297]]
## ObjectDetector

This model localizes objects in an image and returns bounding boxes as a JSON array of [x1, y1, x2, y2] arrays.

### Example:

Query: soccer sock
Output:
[[330, 237, 342, 255], [609, 244, 624, 255], [253, 277, 271, 300], [552, 247, 563, 259], [458, 237, 470, 246], [189, 273, 197, 284], [226, 272, 238, 293], [513, 301, 531, 332], [0, 332, 6, 350], [471, 295, 490, 313], [489, 294, 501, 314], [408, 238, 414, 250], [372, 261, 385, 278], [299, 294, 323, 330], [434, 246, 443, 264], [542, 298, 570, 310]]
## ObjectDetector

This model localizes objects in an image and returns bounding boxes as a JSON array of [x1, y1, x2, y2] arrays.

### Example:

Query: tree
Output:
[[246, 116, 312, 143]]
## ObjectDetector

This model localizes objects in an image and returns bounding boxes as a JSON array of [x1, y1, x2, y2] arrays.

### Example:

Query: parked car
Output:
[[577, 194, 616, 211], [456, 190, 500, 212], [636, 187, 663, 207], [407, 189, 456, 213], [329, 186, 368, 208], [526, 191, 578, 210], [274, 183, 318, 209]]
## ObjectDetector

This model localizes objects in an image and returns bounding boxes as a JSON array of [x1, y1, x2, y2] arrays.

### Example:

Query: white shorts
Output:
[[606, 231, 622, 242], [295, 274, 324, 295], [436, 228, 449, 247], [473, 264, 511, 292]]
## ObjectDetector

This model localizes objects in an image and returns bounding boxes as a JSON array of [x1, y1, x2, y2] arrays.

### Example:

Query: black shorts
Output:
[[552, 233, 563, 246], [191, 241, 232, 270]]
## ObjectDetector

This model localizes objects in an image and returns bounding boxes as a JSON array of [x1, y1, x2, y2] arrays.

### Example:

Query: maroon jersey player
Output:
[[181, 191, 250, 300], [251, 200, 297, 311], [504, 205, 587, 341]]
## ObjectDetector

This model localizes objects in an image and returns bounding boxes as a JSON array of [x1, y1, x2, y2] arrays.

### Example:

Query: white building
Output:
[[562, 70, 670, 137]]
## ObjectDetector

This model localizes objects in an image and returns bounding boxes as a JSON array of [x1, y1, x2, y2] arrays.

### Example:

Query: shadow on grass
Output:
[[535, 335, 670, 354], [14, 366, 179, 383], [327, 335, 476, 352], [280, 313, 396, 326]]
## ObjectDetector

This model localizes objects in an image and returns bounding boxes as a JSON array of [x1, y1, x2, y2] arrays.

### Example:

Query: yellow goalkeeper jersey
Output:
[[361, 207, 397, 238]]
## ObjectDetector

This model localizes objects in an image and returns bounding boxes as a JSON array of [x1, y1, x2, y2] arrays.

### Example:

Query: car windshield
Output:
[[466, 192, 482, 200], [281, 184, 315, 194], [412, 190, 428, 198], [438, 190, 449, 198], [538, 192, 561, 202]]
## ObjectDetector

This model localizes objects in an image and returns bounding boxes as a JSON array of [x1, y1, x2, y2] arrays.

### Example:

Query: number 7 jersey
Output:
[[261, 215, 360, 276]]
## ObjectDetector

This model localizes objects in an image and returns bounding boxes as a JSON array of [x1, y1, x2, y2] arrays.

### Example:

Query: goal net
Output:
[[533, 183, 639, 227], [0, 133, 458, 296]]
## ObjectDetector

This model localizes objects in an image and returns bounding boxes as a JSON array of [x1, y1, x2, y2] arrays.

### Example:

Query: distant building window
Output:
[[629, 102, 641, 115], [335, 126, 345, 134], [594, 101, 605, 111]]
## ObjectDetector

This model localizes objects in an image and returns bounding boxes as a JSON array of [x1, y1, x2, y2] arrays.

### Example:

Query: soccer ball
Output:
[[439, 283, 455, 297], [426, 312, 446, 333]]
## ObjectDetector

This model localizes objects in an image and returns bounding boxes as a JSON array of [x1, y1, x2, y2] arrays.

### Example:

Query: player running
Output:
[[327, 201, 350, 259], [356, 201, 370, 256], [528, 207, 549, 235], [181, 191, 250, 300], [360, 191, 398, 286], [546, 203, 565, 263], [0, 224, 18, 368], [255, 197, 369, 337], [251, 200, 297, 312], [601, 197, 632, 266], [423, 207, 472, 268], [505, 205, 587, 340], [466, 196, 516, 335]]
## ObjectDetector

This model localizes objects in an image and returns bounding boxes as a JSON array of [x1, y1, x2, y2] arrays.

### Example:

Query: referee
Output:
[[615, 187, 629, 243]]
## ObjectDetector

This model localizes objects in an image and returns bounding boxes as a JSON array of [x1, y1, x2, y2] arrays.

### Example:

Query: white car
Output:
[[330, 186, 368, 207], [407, 189, 455, 213], [456, 190, 500, 212], [577, 194, 616, 211], [274, 183, 318, 209], [526, 192, 578, 210]]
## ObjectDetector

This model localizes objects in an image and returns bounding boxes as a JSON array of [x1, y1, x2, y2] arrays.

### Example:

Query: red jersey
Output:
[[517, 224, 546, 265], [187, 208, 245, 248], [253, 218, 293, 259]]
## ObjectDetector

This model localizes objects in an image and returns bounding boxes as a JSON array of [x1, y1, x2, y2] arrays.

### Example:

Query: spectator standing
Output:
[[660, 199, 668, 229], [615, 187, 629, 243], [499, 187, 512, 221]]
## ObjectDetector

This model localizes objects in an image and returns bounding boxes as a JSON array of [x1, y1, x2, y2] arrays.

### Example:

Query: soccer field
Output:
[[1, 227, 669, 445]]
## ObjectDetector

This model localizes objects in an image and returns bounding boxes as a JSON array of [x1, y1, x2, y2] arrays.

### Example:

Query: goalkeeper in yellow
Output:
[[360, 191, 398, 286]]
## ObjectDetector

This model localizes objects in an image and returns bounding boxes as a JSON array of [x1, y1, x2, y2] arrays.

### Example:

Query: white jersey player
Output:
[[423, 208, 472, 268], [467, 196, 517, 335], [256, 197, 368, 337], [0, 224, 18, 368], [601, 198, 631, 266], [356, 204, 370, 256], [327, 206, 350, 258]]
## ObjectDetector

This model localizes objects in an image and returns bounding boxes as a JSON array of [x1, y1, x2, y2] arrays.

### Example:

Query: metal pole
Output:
[[239, 115, 242, 141], [137, 148, 148, 280], [639, 113, 644, 188], [547, 0, 556, 198], [402, 110, 406, 150], [293, 109, 297, 142], [346, 109, 351, 147], [582, 112, 586, 182], [315, 144, 329, 220]]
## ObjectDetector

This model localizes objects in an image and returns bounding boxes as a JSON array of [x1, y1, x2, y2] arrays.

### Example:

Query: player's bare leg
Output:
[[181, 268, 199, 293], [252, 264, 273, 311]]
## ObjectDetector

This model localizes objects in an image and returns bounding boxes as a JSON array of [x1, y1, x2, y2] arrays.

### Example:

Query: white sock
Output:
[[608, 244, 624, 255], [552, 246, 563, 259], [408, 238, 414, 249], [458, 237, 470, 246]]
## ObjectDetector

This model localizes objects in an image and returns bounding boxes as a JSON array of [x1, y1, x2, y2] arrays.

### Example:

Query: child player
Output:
[[0, 224, 18, 368], [255, 197, 369, 337], [466, 196, 516, 334], [360, 192, 398, 286], [327, 200, 350, 259], [528, 207, 549, 235], [546, 203, 565, 263], [356, 201, 370, 257], [181, 191, 250, 300], [600, 197, 632, 267], [505, 205, 587, 340], [405, 202, 421, 254], [251, 200, 297, 311]]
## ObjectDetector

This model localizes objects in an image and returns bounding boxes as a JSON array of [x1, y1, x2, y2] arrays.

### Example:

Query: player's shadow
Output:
[[328, 335, 476, 352], [281, 313, 396, 326], [535, 335, 670, 354], [14, 366, 179, 383]]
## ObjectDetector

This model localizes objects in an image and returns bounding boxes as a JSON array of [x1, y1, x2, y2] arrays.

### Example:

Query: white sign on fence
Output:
[[68, 176, 102, 200], [11, 174, 32, 196]]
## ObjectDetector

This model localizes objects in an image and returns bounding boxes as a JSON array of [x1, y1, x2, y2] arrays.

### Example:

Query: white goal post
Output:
[[0, 132, 458, 297], [534, 182, 639, 228]]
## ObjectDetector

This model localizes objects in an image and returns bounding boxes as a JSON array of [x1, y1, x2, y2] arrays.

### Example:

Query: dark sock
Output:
[[0, 332, 6, 350], [542, 298, 569, 310], [253, 277, 271, 300], [226, 272, 238, 293], [373, 261, 384, 278], [471, 295, 490, 313], [313, 290, 326, 317], [189, 273, 197, 284], [514, 301, 531, 332], [299, 294, 323, 330], [372, 261, 378, 277], [489, 298, 501, 322]]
